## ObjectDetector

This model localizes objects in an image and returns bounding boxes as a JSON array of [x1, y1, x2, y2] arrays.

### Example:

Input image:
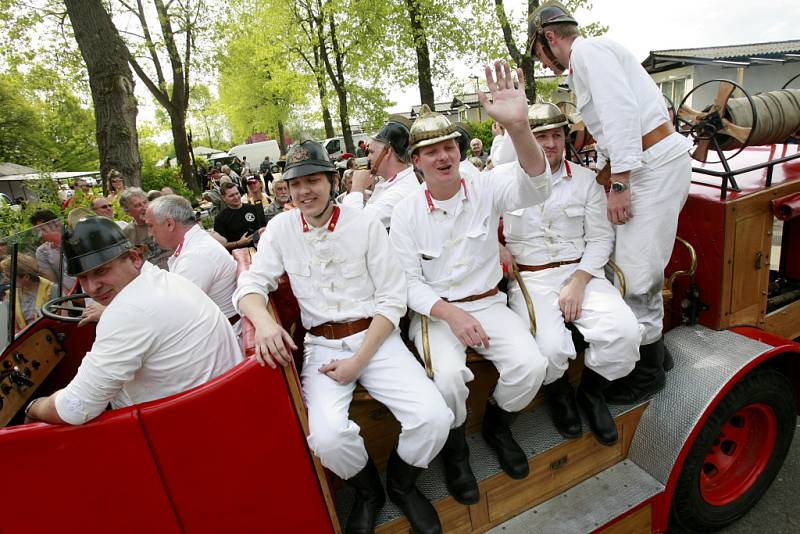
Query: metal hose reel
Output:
[[677, 79, 800, 163]]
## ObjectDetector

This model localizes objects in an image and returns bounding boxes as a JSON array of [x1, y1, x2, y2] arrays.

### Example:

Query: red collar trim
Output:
[[173, 239, 184, 257], [564, 160, 572, 178], [386, 173, 398, 183], [424, 179, 468, 213], [301, 205, 341, 233]]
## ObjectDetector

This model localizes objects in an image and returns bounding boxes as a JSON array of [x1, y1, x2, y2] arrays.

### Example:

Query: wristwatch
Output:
[[610, 181, 628, 193]]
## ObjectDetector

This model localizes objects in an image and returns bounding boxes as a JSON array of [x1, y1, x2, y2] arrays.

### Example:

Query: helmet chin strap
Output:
[[313, 198, 332, 219]]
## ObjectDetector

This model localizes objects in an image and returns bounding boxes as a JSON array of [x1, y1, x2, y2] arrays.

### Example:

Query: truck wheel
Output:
[[670, 368, 796, 532]]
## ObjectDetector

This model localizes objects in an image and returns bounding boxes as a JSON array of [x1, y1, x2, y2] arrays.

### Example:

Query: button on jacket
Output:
[[390, 160, 551, 315], [233, 206, 406, 331], [168, 224, 238, 320], [567, 37, 691, 173], [342, 165, 421, 229], [56, 262, 242, 424], [503, 160, 612, 278]]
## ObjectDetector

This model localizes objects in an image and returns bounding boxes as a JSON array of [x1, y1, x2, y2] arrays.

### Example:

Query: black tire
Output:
[[670, 367, 796, 532]]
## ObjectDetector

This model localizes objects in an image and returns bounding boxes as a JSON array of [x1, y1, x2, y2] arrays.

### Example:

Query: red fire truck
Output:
[[1, 89, 798, 533]]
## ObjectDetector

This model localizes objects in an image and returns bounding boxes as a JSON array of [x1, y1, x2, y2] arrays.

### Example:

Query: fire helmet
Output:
[[373, 115, 413, 161], [408, 105, 461, 154], [527, 1, 578, 55], [528, 103, 569, 133], [63, 216, 133, 276]]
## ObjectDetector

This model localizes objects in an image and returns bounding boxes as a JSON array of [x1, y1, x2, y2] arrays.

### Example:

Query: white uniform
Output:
[[341, 165, 420, 228], [568, 36, 692, 344], [168, 225, 239, 323], [504, 160, 641, 383], [390, 161, 552, 427], [56, 262, 242, 425], [233, 206, 452, 479]]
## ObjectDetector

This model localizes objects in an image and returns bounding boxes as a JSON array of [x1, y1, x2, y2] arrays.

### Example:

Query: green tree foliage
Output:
[[0, 75, 48, 167]]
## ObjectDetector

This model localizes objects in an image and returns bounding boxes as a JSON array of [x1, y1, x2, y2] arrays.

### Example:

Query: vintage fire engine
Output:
[[0, 79, 798, 533]]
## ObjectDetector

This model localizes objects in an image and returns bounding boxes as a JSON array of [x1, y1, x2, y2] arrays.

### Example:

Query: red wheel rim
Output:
[[699, 403, 777, 506]]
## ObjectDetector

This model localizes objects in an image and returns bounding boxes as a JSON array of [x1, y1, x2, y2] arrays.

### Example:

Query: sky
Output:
[[386, 0, 800, 113]]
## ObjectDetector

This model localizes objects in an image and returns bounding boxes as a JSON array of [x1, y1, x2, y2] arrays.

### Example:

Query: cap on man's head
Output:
[[246, 175, 260, 183], [63, 216, 133, 276], [408, 105, 461, 154], [283, 140, 336, 181]]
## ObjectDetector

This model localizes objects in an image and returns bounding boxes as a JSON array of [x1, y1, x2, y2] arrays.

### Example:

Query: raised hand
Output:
[[477, 61, 529, 130]]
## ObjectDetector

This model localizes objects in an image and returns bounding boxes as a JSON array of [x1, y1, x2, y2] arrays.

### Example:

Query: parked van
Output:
[[321, 133, 371, 160], [228, 140, 281, 173]]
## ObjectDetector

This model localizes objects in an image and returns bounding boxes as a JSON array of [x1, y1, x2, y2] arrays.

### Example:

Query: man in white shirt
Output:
[[529, 2, 692, 403], [390, 62, 551, 503], [145, 195, 240, 327], [23, 216, 241, 425], [343, 115, 420, 229], [502, 103, 641, 446], [234, 140, 453, 534]]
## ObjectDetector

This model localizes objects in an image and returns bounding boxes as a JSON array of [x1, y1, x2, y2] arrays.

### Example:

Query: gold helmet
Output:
[[408, 105, 461, 154], [528, 103, 568, 133]]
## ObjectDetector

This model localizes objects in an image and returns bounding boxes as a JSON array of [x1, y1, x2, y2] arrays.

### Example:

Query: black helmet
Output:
[[527, 1, 578, 54], [373, 115, 413, 160], [452, 122, 472, 161], [283, 140, 336, 181], [63, 216, 133, 276]]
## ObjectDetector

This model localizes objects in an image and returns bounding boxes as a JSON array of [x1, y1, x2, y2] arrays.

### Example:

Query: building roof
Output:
[[644, 40, 800, 73], [0, 162, 37, 177]]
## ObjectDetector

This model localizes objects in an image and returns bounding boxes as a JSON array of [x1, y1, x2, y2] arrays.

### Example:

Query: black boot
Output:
[[604, 339, 666, 405], [440, 425, 480, 504], [663, 337, 674, 372], [576, 368, 618, 446], [482, 398, 529, 479], [345, 457, 385, 534], [386, 448, 442, 534], [542, 375, 582, 439]]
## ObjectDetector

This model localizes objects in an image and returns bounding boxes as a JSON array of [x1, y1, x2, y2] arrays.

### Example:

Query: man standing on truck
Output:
[[23, 217, 241, 425], [529, 1, 692, 404], [234, 141, 453, 534], [390, 62, 551, 504], [500, 103, 641, 446]]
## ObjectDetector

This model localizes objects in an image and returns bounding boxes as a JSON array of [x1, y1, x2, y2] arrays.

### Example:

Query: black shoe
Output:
[[345, 457, 386, 534], [482, 398, 529, 479], [604, 339, 667, 405], [440, 425, 480, 504], [663, 337, 674, 372], [386, 448, 442, 534], [576, 368, 618, 446], [543, 375, 582, 439]]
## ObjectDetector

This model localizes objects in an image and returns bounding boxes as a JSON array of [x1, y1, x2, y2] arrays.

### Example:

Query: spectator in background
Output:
[[1, 253, 58, 333], [161, 186, 176, 195], [355, 139, 368, 157], [120, 188, 173, 269], [106, 170, 126, 206], [241, 156, 251, 176], [208, 168, 223, 193], [259, 155, 272, 175], [29, 210, 76, 292], [265, 176, 292, 224], [214, 182, 267, 250], [243, 176, 271, 210], [468, 156, 484, 171], [469, 138, 488, 166], [221, 165, 243, 193], [91, 198, 128, 229], [64, 178, 93, 208], [147, 190, 162, 202], [336, 169, 354, 203]]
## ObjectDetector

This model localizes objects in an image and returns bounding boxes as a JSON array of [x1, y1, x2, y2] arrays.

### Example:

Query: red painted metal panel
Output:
[[0, 409, 181, 533], [137, 359, 334, 533]]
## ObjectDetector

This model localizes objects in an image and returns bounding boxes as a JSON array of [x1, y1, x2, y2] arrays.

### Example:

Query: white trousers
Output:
[[614, 152, 691, 344], [302, 329, 453, 480], [410, 295, 548, 428], [508, 265, 641, 383]]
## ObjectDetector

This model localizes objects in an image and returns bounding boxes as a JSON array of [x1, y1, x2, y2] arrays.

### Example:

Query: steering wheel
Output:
[[40, 293, 89, 323]]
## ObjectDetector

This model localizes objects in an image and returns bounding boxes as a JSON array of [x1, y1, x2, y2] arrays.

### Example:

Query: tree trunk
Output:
[[64, 0, 141, 188], [495, 0, 537, 102], [314, 44, 336, 138], [169, 112, 199, 193], [277, 120, 286, 154], [405, 0, 435, 108], [320, 12, 354, 153]]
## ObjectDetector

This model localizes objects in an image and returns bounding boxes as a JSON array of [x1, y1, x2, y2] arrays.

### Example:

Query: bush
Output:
[[140, 167, 193, 199]]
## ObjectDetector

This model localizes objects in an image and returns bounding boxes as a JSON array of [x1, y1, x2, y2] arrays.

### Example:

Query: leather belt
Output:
[[309, 318, 372, 339], [596, 121, 676, 187], [228, 314, 240, 325], [517, 258, 581, 272], [444, 287, 499, 303]]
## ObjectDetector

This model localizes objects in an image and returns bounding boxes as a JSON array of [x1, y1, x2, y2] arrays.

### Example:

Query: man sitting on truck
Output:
[[23, 216, 241, 425], [235, 140, 453, 534], [390, 62, 551, 504], [498, 103, 641, 446]]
